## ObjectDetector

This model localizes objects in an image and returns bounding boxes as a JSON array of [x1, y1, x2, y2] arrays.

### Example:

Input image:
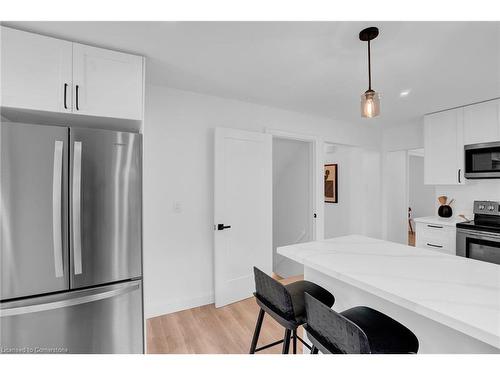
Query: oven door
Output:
[[464, 141, 500, 179], [456, 229, 500, 265]]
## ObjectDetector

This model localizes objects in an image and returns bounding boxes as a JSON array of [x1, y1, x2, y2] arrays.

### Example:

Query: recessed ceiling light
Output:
[[400, 90, 411, 97]]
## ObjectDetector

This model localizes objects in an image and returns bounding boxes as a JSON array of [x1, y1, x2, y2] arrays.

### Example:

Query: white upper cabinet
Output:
[[1, 27, 72, 113], [424, 108, 464, 185], [463, 99, 500, 145], [72, 44, 144, 120], [1, 27, 144, 121]]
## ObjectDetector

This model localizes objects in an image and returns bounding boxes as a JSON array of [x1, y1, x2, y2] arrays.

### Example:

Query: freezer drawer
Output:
[[1, 122, 69, 300], [70, 128, 142, 289], [0, 280, 143, 354]]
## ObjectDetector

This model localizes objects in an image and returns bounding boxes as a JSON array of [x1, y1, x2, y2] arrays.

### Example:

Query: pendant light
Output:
[[359, 27, 380, 118]]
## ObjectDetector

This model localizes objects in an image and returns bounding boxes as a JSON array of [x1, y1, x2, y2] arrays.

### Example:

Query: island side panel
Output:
[[304, 266, 499, 354]]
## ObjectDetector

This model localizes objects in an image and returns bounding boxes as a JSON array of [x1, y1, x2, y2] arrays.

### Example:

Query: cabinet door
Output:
[[424, 109, 464, 185], [1, 27, 72, 113], [72, 43, 143, 120], [463, 100, 500, 144]]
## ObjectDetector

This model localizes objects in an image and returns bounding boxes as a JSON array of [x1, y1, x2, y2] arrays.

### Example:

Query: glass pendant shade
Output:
[[360, 90, 380, 118]]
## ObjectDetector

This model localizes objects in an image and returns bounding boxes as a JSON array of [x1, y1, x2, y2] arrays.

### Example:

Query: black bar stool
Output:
[[249, 267, 335, 354], [304, 293, 419, 354]]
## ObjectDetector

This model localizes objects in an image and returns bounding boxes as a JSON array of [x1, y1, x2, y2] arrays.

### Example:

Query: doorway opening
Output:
[[383, 148, 435, 245], [272, 137, 314, 279], [407, 148, 435, 246], [323, 143, 362, 238]]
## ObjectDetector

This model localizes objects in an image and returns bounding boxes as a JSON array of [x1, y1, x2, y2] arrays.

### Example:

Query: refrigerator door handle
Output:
[[72, 141, 83, 275], [0, 281, 140, 317], [52, 141, 64, 278]]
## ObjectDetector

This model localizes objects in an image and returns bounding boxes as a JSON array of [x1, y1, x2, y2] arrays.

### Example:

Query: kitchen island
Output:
[[277, 235, 500, 353]]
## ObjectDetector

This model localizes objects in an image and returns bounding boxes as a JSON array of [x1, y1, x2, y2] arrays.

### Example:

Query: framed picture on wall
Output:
[[324, 164, 338, 203]]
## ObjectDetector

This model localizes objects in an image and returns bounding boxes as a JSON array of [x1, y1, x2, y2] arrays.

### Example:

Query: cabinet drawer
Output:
[[417, 222, 451, 238], [415, 222, 456, 255], [417, 235, 452, 253], [423, 245, 455, 255]]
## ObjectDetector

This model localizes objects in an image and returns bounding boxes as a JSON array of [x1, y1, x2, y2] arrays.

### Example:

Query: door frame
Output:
[[406, 148, 428, 243], [383, 148, 429, 244], [265, 129, 324, 241]]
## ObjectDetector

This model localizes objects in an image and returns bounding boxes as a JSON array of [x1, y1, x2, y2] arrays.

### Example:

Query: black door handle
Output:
[[217, 224, 231, 231], [75, 85, 80, 111], [63, 83, 68, 109]]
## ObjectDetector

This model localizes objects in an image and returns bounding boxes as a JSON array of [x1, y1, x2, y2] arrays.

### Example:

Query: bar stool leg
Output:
[[282, 329, 292, 354], [249, 309, 265, 354], [292, 329, 297, 354], [310, 346, 319, 354]]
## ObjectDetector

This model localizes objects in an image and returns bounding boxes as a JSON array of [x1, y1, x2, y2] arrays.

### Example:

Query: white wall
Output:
[[360, 150, 383, 238], [409, 155, 435, 218], [324, 144, 356, 238], [272, 138, 310, 278], [143, 84, 382, 318], [382, 120, 424, 151], [382, 150, 408, 243]]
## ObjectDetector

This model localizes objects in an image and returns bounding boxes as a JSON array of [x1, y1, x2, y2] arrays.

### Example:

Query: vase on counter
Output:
[[437, 195, 453, 218]]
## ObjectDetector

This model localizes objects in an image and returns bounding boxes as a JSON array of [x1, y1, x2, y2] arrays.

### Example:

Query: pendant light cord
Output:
[[367, 39, 371, 91]]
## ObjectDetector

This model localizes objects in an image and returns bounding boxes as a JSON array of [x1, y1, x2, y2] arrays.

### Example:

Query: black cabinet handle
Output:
[[427, 243, 443, 248], [458, 169, 461, 183], [63, 83, 68, 109], [217, 224, 231, 231], [427, 224, 443, 229], [75, 85, 80, 111]]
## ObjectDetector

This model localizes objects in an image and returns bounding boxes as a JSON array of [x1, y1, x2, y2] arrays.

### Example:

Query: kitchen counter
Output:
[[413, 216, 466, 226], [277, 235, 500, 353]]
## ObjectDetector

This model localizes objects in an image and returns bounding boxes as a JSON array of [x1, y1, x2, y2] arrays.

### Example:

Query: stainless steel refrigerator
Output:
[[0, 122, 143, 354]]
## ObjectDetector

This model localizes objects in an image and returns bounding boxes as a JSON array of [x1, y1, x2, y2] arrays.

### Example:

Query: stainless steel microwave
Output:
[[464, 141, 500, 179]]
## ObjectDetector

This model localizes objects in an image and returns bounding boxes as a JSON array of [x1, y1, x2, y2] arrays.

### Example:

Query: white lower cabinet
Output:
[[414, 217, 461, 255]]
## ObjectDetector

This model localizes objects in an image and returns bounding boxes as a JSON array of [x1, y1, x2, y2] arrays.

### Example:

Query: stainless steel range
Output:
[[456, 201, 500, 265]]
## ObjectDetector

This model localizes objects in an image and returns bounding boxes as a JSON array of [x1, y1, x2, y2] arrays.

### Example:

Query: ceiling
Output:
[[4, 21, 500, 128]]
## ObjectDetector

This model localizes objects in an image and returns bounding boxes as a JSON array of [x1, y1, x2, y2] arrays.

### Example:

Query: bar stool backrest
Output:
[[304, 293, 371, 354], [253, 267, 295, 321]]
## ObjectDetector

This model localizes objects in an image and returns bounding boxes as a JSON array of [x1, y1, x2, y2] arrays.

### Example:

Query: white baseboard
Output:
[[145, 293, 214, 319]]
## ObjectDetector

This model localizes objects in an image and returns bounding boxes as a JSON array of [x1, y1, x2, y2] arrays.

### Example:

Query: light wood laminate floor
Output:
[[147, 275, 304, 354], [408, 231, 415, 247]]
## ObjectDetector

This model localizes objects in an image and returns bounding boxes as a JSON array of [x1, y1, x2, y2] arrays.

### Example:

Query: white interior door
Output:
[[214, 128, 272, 308]]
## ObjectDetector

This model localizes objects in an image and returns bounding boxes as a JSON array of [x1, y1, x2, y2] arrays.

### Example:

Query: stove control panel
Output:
[[473, 201, 500, 216]]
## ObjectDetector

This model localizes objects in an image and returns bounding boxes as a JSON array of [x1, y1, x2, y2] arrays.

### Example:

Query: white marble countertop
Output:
[[277, 235, 500, 349], [413, 216, 467, 227]]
